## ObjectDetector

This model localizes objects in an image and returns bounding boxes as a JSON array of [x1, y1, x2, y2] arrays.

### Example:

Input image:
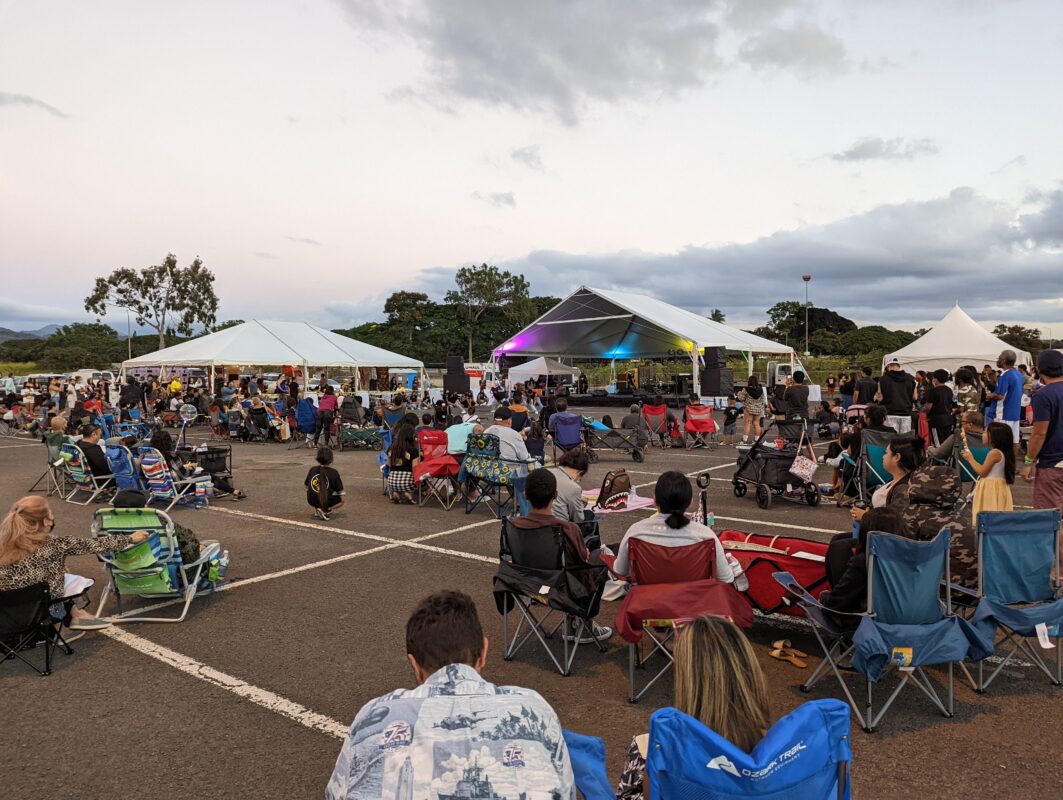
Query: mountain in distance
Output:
[[30, 324, 62, 337], [0, 323, 64, 343]]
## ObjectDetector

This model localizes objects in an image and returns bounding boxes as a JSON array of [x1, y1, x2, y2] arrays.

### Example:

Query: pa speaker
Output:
[[443, 373, 470, 394], [445, 355, 464, 374], [702, 347, 725, 369], [701, 367, 734, 397]]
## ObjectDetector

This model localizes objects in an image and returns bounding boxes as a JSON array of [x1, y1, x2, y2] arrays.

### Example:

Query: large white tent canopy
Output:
[[122, 320, 423, 388], [883, 306, 1030, 373], [497, 286, 793, 362], [507, 357, 581, 383]]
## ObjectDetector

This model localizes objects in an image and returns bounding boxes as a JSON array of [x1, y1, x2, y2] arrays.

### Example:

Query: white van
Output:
[[71, 369, 117, 385]]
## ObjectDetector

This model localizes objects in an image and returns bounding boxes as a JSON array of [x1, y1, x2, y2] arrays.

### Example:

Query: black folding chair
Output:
[[0, 583, 76, 676]]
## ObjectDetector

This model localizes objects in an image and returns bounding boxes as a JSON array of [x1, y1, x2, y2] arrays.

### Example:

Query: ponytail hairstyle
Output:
[[0, 496, 51, 565], [985, 422, 1016, 484], [654, 470, 693, 529]]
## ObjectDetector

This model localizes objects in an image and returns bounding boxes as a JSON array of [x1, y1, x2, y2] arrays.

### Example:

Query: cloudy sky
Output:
[[2, 0, 1062, 335]]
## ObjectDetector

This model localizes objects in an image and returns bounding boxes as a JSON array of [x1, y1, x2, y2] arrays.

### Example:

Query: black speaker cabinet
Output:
[[445, 355, 464, 374], [701, 367, 734, 396], [702, 347, 725, 369], [443, 373, 470, 394], [615, 380, 630, 394]]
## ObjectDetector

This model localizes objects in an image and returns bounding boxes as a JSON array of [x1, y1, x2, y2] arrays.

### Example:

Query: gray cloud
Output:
[[829, 136, 939, 162], [737, 23, 848, 77], [0, 91, 68, 118], [406, 185, 1063, 327], [510, 144, 544, 171], [472, 191, 516, 209], [992, 155, 1027, 174], [284, 235, 322, 246]]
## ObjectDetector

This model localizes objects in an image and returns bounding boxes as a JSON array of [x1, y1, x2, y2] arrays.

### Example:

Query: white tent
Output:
[[495, 285, 793, 384], [122, 320, 423, 389], [883, 305, 1031, 373], [507, 357, 581, 383]]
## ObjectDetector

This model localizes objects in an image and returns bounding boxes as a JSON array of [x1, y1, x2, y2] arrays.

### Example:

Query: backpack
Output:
[[594, 469, 632, 510]]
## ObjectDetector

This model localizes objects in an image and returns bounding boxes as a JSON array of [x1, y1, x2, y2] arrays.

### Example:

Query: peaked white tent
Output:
[[495, 285, 793, 385], [883, 306, 1031, 373], [507, 357, 581, 383], [122, 320, 423, 389]]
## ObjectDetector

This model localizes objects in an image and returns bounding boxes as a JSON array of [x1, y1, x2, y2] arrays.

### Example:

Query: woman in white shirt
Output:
[[849, 435, 924, 524], [612, 471, 735, 583]]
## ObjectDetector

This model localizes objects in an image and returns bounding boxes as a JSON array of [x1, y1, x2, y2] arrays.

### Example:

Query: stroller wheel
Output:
[[805, 485, 821, 506], [631, 448, 645, 463], [371, 438, 383, 452], [755, 484, 771, 509], [733, 481, 747, 498], [587, 449, 600, 464]]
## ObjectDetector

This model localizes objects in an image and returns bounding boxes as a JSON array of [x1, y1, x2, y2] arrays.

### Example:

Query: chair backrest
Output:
[[249, 407, 270, 427], [137, 447, 179, 499], [552, 413, 583, 447], [384, 408, 406, 430], [647, 700, 852, 800], [295, 398, 317, 432], [562, 730, 614, 800], [867, 529, 949, 625], [629, 537, 716, 585], [377, 428, 393, 469], [59, 442, 93, 488], [0, 583, 50, 637], [685, 404, 716, 432], [466, 432, 501, 459], [977, 509, 1062, 604], [225, 409, 243, 432], [105, 444, 141, 490], [129, 408, 142, 421], [642, 403, 667, 433], [502, 519, 564, 570], [959, 446, 991, 482], [861, 428, 896, 487], [465, 434, 513, 484], [93, 507, 179, 564], [417, 428, 449, 461]]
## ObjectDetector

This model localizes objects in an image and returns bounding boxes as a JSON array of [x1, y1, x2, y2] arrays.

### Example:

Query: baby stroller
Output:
[[733, 419, 819, 509], [843, 404, 867, 434]]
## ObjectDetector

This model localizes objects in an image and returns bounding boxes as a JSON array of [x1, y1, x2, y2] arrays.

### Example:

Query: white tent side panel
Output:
[[508, 357, 582, 381]]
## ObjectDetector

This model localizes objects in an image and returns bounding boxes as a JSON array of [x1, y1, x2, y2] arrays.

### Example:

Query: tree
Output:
[[709, 308, 726, 323], [383, 291, 431, 351], [85, 253, 219, 350], [444, 264, 531, 361], [838, 326, 917, 356], [37, 323, 123, 371], [789, 307, 857, 342], [807, 328, 843, 356], [212, 319, 245, 332], [992, 324, 1043, 352], [766, 301, 804, 337]]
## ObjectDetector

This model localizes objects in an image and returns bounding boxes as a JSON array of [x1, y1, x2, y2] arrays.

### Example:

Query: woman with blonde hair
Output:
[[0, 496, 146, 631], [616, 615, 772, 799]]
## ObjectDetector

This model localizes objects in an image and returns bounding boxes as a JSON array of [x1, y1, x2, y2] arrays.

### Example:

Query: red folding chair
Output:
[[611, 537, 753, 702], [641, 403, 669, 449], [413, 429, 461, 509], [685, 404, 718, 450]]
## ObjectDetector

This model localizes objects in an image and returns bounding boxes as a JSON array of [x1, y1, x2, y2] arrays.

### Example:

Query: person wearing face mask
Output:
[[0, 496, 147, 631]]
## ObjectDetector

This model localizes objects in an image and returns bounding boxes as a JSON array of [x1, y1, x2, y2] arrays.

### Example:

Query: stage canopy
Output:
[[122, 320, 423, 381], [496, 286, 792, 361], [882, 305, 1030, 373], [507, 357, 581, 383]]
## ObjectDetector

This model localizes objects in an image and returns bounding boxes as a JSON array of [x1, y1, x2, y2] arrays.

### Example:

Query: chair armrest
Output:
[[770, 571, 867, 618]]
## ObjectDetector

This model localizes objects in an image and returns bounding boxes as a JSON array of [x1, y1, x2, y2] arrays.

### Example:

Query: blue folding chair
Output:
[[561, 730, 613, 800], [105, 443, 143, 491], [377, 428, 393, 495], [550, 413, 584, 462], [971, 509, 1063, 690], [383, 407, 406, 431], [839, 429, 895, 502], [287, 398, 317, 450], [647, 700, 852, 799]]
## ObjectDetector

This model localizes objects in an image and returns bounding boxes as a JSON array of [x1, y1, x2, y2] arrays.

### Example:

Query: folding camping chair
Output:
[[105, 443, 143, 491], [775, 528, 989, 732], [611, 538, 753, 702], [377, 427, 393, 495], [561, 731, 614, 800], [92, 507, 224, 623], [27, 436, 68, 496], [137, 446, 209, 511], [287, 398, 317, 450], [414, 428, 461, 509], [225, 409, 246, 441], [0, 583, 79, 676], [245, 407, 273, 443], [492, 517, 609, 676], [641, 403, 669, 448], [383, 407, 405, 431], [550, 413, 585, 462], [59, 442, 115, 505], [839, 428, 896, 503], [970, 509, 1063, 690], [463, 433, 521, 518], [684, 402, 718, 450], [207, 409, 229, 441], [647, 700, 853, 800]]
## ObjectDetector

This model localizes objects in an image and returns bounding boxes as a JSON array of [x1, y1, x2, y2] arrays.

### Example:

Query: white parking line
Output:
[[101, 626, 349, 739]]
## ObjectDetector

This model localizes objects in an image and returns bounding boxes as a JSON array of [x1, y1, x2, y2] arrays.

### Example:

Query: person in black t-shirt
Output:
[[852, 367, 878, 406], [722, 397, 740, 446], [923, 369, 956, 445], [305, 446, 345, 520]]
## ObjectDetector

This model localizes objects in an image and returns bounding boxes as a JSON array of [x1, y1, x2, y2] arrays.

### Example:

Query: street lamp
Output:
[[801, 274, 812, 356]]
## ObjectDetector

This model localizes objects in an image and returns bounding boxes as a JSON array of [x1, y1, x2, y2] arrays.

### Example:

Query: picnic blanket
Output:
[[581, 489, 655, 513]]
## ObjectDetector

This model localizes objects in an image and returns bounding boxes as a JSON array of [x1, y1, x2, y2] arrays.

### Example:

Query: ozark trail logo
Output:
[[706, 755, 740, 777]]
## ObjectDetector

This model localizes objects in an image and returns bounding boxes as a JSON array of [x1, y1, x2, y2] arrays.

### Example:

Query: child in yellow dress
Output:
[[961, 421, 1015, 526]]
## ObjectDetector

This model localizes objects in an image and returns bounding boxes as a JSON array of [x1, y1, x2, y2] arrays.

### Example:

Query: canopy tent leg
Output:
[[691, 348, 700, 397], [745, 351, 754, 377]]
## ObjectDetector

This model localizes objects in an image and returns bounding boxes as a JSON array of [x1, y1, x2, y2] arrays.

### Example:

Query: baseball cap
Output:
[[1036, 348, 1063, 373], [884, 357, 901, 367], [493, 407, 512, 421]]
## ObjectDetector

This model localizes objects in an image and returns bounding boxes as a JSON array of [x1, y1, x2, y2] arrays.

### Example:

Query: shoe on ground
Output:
[[564, 622, 613, 644], [68, 615, 110, 631], [314, 509, 330, 521]]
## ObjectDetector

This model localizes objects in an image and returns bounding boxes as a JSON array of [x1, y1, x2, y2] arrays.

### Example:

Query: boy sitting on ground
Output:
[[305, 446, 345, 521]]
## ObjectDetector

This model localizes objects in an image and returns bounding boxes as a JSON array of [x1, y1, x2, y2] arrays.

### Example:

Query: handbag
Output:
[[788, 454, 817, 483], [594, 469, 632, 510]]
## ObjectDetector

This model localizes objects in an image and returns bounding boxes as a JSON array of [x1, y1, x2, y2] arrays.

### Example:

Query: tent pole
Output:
[[691, 348, 700, 397]]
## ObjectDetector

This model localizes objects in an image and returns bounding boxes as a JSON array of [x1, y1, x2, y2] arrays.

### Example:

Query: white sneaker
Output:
[[563, 622, 613, 644]]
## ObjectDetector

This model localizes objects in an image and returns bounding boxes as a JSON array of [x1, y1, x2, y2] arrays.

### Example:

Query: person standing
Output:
[[853, 367, 878, 406], [877, 358, 917, 434], [838, 372, 855, 410], [985, 349, 1024, 454], [1023, 349, 1063, 515]]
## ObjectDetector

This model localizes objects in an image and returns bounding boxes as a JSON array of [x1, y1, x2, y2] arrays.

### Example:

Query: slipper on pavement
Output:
[[769, 647, 808, 669]]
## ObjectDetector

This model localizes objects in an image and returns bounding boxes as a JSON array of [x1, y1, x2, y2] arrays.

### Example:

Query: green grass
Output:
[[0, 361, 37, 376]]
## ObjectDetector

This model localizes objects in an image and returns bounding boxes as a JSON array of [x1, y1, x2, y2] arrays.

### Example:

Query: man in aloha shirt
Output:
[[326, 591, 575, 800]]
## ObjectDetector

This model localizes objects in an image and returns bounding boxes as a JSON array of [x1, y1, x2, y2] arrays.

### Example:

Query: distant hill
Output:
[[0, 327, 43, 343], [29, 324, 62, 337]]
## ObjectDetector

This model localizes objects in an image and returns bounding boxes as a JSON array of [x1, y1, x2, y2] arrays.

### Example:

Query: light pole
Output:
[[802, 274, 812, 356]]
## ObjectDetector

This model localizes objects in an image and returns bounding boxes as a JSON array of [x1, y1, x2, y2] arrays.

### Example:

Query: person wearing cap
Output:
[[877, 357, 917, 434], [985, 349, 1024, 453], [485, 406, 533, 515], [1023, 349, 1063, 515]]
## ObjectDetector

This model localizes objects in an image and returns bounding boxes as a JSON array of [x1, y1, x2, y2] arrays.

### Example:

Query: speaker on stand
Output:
[[443, 355, 470, 395]]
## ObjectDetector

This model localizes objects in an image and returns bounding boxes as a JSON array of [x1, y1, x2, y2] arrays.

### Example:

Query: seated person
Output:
[[617, 615, 771, 800], [0, 496, 148, 631], [612, 471, 735, 584], [248, 395, 277, 439], [445, 416, 483, 461], [620, 403, 651, 449], [77, 423, 113, 477], [508, 391, 531, 430], [305, 446, 345, 521], [838, 405, 897, 500], [326, 591, 576, 800], [928, 410, 984, 460], [43, 415, 71, 461], [546, 397, 581, 438], [415, 412, 434, 432], [524, 420, 546, 464], [484, 407, 533, 516], [821, 507, 907, 616], [814, 401, 839, 435], [148, 429, 247, 499], [385, 424, 420, 503], [547, 448, 590, 523]]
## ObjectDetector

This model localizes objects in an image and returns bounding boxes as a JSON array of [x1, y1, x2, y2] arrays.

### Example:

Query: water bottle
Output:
[[725, 552, 749, 592]]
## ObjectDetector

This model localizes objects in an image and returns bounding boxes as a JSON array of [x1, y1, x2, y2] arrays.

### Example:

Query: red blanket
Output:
[[717, 530, 830, 617]]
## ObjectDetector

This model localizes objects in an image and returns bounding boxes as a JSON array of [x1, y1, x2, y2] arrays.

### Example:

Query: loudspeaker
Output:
[[702, 347, 725, 369], [676, 375, 689, 397], [701, 368, 734, 397], [615, 380, 630, 394], [443, 373, 470, 394], [446, 355, 464, 374]]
